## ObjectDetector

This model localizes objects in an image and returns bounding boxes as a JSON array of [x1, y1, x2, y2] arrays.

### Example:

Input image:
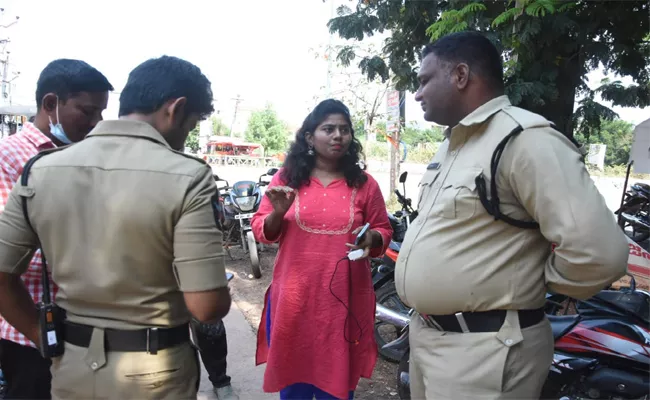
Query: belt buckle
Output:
[[454, 312, 470, 333], [146, 328, 159, 355]]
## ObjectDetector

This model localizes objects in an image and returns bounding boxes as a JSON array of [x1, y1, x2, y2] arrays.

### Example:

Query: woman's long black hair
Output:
[[281, 99, 367, 189]]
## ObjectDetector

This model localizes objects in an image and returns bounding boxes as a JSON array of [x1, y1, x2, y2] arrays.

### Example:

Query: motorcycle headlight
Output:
[[235, 196, 256, 211]]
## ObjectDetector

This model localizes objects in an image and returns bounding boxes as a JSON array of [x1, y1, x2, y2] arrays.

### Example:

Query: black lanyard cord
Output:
[[329, 256, 363, 345]]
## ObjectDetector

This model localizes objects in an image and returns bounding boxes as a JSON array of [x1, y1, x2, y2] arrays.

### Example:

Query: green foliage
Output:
[[374, 121, 387, 142], [244, 105, 289, 156], [327, 0, 650, 137], [211, 116, 230, 136], [426, 2, 486, 40], [364, 123, 443, 163], [365, 141, 389, 159], [400, 124, 444, 146], [408, 145, 439, 164], [574, 118, 635, 166], [185, 126, 200, 152]]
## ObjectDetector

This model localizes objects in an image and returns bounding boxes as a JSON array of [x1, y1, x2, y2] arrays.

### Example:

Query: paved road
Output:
[[197, 302, 274, 400]]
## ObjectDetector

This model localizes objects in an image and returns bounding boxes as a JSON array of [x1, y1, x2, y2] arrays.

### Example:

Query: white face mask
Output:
[[48, 101, 72, 145]]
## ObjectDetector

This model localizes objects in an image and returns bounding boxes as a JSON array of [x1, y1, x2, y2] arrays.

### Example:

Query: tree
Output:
[[245, 104, 289, 156], [326, 0, 649, 140], [401, 124, 445, 146], [185, 126, 200, 152], [211, 115, 230, 136], [312, 43, 391, 142], [575, 118, 635, 166]]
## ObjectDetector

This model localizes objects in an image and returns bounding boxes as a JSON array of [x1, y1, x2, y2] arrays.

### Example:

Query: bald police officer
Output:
[[395, 31, 629, 399], [0, 55, 231, 399]]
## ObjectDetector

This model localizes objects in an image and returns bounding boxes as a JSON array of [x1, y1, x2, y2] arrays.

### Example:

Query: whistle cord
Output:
[[329, 256, 363, 345]]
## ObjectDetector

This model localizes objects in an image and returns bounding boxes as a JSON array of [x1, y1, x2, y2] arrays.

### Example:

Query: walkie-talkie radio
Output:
[[35, 253, 65, 358], [20, 153, 65, 358]]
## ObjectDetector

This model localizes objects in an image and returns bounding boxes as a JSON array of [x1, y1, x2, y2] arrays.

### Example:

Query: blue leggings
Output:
[[266, 289, 355, 400]]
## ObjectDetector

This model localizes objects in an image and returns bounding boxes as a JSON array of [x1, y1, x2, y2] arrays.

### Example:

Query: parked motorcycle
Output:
[[616, 182, 650, 244], [213, 168, 278, 278], [541, 279, 650, 400], [385, 279, 650, 400], [373, 171, 417, 362], [372, 171, 417, 291]]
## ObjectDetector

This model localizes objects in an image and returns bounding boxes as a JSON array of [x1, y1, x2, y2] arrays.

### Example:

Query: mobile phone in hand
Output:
[[354, 223, 371, 246]]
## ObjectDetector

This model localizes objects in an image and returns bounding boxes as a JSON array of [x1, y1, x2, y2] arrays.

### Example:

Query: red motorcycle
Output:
[[389, 278, 650, 400], [541, 280, 649, 399]]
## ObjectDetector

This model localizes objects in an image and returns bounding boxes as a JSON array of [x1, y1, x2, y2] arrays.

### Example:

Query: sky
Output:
[[0, 0, 647, 135]]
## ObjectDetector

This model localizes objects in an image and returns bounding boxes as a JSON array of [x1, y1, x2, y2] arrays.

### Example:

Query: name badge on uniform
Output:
[[427, 162, 440, 170]]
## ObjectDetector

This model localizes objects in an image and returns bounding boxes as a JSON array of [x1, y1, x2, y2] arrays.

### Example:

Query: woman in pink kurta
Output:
[[251, 99, 391, 400]]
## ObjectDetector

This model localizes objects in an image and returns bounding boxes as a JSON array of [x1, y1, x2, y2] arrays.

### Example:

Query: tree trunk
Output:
[[522, 50, 583, 138], [389, 91, 405, 202], [365, 118, 376, 142]]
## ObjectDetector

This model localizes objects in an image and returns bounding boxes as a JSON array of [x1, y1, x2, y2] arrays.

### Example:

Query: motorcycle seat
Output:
[[389, 240, 402, 252], [547, 314, 581, 340], [632, 183, 650, 196]]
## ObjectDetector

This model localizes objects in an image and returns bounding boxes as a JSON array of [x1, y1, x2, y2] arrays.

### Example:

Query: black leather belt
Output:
[[64, 321, 190, 354], [420, 308, 545, 333]]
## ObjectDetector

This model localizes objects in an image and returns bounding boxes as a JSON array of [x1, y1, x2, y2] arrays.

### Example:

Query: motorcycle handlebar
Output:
[[394, 189, 414, 212]]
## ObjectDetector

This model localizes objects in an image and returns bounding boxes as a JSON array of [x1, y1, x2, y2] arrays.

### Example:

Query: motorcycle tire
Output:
[[375, 282, 409, 363], [397, 350, 411, 400], [247, 231, 262, 279]]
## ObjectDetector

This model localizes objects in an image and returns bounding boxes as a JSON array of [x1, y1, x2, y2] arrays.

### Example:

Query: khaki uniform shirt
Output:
[[0, 120, 227, 329], [395, 96, 629, 316]]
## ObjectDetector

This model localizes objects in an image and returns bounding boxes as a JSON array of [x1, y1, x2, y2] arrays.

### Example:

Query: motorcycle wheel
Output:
[[246, 231, 262, 279], [397, 350, 411, 400], [375, 282, 410, 363]]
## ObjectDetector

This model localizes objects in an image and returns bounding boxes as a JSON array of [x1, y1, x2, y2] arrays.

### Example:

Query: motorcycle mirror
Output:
[[399, 171, 408, 199], [267, 168, 279, 176]]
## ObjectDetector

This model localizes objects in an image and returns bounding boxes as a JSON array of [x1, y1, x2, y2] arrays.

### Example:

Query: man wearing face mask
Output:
[[0, 58, 113, 400], [0, 55, 231, 400]]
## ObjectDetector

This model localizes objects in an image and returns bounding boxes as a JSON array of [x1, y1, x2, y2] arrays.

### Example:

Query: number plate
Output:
[[235, 213, 255, 220]]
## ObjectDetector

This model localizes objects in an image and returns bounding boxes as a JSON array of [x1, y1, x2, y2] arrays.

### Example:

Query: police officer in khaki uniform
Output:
[[0, 55, 231, 399], [395, 31, 629, 399]]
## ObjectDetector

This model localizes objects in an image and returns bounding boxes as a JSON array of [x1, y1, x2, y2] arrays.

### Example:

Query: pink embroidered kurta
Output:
[[252, 170, 391, 399]]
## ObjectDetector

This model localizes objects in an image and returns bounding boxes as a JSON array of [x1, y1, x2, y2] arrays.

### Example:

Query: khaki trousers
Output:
[[409, 310, 554, 400], [50, 327, 200, 400]]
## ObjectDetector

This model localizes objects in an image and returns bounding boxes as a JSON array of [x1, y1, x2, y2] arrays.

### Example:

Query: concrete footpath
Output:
[[197, 302, 275, 400]]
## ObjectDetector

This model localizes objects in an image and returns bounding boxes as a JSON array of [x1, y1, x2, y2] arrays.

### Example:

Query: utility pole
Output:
[[0, 9, 20, 107], [229, 95, 243, 138], [0, 47, 8, 105], [325, 0, 334, 97]]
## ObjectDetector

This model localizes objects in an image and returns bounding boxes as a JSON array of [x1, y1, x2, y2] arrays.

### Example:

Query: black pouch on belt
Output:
[[20, 152, 66, 359]]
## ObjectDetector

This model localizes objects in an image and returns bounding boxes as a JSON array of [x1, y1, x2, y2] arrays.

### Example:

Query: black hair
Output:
[[282, 99, 367, 189], [35, 59, 114, 108], [118, 55, 214, 119], [422, 31, 504, 91]]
